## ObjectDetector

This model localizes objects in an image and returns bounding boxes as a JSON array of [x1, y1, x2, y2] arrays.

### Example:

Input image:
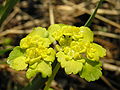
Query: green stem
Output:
[[84, 0, 104, 27], [44, 63, 60, 90], [22, 74, 47, 90]]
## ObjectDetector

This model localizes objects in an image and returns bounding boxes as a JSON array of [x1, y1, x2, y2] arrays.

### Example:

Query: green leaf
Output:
[[0, 48, 12, 55], [80, 59, 102, 82], [48, 24, 66, 34], [29, 62, 38, 69], [9, 56, 28, 71], [7, 46, 28, 71], [79, 26, 94, 42], [35, 61, 52, 78], [28, 27, 49, 38], [57, 51, 83, 74], [7, 46, 24, 63], [62, 26, 80, 36], [0, 0, 19, 26], [26, 68, 37, 79], [0, 5, 4, 15], [64, 60, 83, 74]]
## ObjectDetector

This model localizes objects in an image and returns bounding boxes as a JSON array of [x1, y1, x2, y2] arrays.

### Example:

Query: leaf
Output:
[[80, 59, 102, 82], [35, 61, 52, 78], [48, 24, 66, 34], [26, 68, 37, 79], [0, 5, 4, 16], [0, 0, 19, 26], [0, 48, 12, 55], [7, 46, 24, 63], [28, 27, 49, 38], [79, 26, 94, 42], [62, 26, 80, 36], [7, 46, 28, 71], [64, 60, 83, 74], [9, 56, 28, 71], [57, 51, 83, 74]]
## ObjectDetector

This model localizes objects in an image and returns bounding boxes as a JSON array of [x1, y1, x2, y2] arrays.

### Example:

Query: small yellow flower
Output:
[[87, 43, 106, 61]]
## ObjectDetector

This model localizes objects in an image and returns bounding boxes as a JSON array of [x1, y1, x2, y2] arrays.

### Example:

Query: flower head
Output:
[[7, 24, 106, 81], [8, 27, 55, 79]]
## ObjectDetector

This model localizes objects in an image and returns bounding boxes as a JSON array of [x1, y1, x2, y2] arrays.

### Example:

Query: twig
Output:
[[106, 0, 116, 6], [91, 9, 120, 15], [69, 74, 87, 84], [15, 7, 34, 20], [0, 7, 19, 31], [103, 62, 120, 72], [9, 19, 44, 30], [102, 59, 120, 65], [0, 29, 31, 37], [63, 1, 120, 29], [101, 76, 117, 90], [49, 2, 55, 25], [94, 31, 120, 39], [0, 19, 45, 37], [94, 14, 120, 29]]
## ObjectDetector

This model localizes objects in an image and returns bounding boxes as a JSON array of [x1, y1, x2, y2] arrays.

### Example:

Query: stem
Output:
[[22, 74, 47, 90], [84, 0, 104, 27], [44, 63, 60, 90]]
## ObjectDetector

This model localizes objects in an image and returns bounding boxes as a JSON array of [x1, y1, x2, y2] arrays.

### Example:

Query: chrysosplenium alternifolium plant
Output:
[[7, 24, 106, 82]]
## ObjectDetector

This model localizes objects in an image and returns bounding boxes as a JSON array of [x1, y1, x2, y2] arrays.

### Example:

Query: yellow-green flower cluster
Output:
[[7, 24, 106, 81], [48, 24, 106, 81], [7, 27, 55, 79]]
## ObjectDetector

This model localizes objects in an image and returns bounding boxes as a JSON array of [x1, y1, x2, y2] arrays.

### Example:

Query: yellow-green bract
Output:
[[8, 27, 55, 79], [7, 24, 106, 81]]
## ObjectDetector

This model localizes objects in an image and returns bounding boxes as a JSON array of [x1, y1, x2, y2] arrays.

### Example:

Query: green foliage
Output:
[[7, 46, 24, 62], [8, 27, 56, 79], [80, 59, 102, 82], [9, 56, 28, 70], [0, 48, 12, 56], [7, 46, 28, 70], [7, 24, 106, 82], [0, 0, 19, 26], [49, 24, 106, 81]]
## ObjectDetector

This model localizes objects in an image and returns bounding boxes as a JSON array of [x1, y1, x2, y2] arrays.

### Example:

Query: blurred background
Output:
[[0, 0, 120, 90]]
